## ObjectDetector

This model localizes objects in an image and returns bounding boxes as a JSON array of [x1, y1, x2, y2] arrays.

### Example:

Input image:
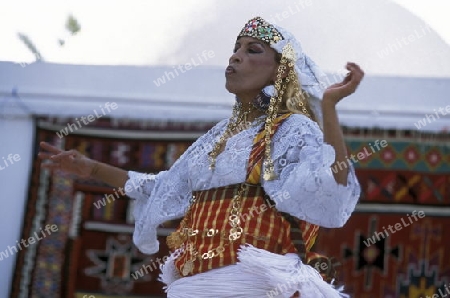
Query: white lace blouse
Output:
[[125, 113, 360, 254]]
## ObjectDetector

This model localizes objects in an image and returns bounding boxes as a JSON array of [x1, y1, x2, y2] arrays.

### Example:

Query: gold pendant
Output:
[[263, 171, 277, 181], [181, 260, 194, 276]]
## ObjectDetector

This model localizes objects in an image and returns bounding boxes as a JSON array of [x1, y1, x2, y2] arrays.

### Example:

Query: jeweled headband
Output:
[[238, 17, 283, 45]]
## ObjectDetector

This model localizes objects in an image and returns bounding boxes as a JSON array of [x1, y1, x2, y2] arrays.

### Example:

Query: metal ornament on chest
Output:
[[208, 102, 258, 170]]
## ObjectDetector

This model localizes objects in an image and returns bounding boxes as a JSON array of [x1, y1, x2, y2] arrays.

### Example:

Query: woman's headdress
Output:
[[238, 16, 327, 180], [238, 16, 327, 121]]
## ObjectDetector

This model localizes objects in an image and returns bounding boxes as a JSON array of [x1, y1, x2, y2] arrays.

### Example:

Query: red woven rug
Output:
[[315, 134, 450, 297], [11, 119, 450, 298], [11, 118, 212, 298]]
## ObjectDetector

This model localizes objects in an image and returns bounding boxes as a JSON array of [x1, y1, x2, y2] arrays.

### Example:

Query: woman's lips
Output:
[[225, 66, 236, 75]]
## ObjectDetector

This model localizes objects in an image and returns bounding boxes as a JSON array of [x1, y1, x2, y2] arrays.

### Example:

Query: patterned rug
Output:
[[11, 118, 450, 298], [11, 117, 211, 298], [316, 134, 450, 297]]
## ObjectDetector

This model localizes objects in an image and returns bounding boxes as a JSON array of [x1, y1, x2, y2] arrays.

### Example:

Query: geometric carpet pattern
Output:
[[317, 214, 450, 298]]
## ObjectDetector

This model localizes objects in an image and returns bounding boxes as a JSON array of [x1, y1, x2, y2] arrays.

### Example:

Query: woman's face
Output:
[[225, 37, 279, 101]]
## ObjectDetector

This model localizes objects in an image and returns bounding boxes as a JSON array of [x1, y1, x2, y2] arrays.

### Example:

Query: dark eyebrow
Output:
[[248, 41, 265, 47]]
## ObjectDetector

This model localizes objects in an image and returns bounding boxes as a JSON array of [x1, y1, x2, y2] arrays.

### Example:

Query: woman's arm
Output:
[[321, 102, 349, 185], [322, 62, 364, 186], [90, 161, 128, 188], [38, 142, 128, 188]]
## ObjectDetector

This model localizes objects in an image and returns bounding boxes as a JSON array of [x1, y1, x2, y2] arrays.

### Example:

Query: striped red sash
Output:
[[246, 113, 291, 183]]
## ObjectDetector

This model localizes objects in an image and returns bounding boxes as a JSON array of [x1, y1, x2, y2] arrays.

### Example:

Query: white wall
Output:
[[0, 116, 34, 298]]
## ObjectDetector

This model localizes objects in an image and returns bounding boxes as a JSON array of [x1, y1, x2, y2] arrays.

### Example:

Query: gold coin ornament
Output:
[[181, 260, 194, 276]]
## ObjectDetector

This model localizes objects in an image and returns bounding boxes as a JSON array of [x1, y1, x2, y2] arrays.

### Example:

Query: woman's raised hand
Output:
[[322, 62, 364, 105], [38, 142, 96, 178]]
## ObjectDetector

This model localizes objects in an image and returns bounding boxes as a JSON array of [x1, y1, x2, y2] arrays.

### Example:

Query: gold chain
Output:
[[290, 66, 310, 118], [262, 53, 311, 181], [208, 103, 258, 170], [262, 57, 288, 180]]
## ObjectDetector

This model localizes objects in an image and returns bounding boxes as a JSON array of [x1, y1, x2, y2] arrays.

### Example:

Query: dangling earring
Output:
[[253, 85, 276, 111]]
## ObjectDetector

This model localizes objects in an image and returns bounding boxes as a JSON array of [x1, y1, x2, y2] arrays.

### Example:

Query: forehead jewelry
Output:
[[238, 16, 283, 45]]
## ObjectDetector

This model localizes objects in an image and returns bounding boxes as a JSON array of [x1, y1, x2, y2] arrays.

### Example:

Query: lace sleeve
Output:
[[124, 120, 228, 253], [262, 114, 360, 228]]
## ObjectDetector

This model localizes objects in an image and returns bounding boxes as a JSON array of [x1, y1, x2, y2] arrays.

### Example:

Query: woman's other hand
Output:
[[38, 142, 96, 178]]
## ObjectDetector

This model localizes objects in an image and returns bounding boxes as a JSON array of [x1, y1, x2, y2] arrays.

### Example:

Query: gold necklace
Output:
[[208, 103, 258, 170]]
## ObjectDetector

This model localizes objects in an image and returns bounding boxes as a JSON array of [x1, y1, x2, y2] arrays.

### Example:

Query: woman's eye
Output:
[[248, 48, 262, 53], [232, 47, 261, 54]]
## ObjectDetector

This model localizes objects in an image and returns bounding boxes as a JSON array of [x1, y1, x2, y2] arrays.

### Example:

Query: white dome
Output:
[[156, 0, 450, 78]]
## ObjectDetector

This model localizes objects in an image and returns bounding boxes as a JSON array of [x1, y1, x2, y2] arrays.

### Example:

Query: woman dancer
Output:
[[39, 16, 364, 297]]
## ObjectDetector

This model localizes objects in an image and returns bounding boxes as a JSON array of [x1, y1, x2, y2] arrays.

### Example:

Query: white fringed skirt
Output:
[[159, 244, 348, 298]]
